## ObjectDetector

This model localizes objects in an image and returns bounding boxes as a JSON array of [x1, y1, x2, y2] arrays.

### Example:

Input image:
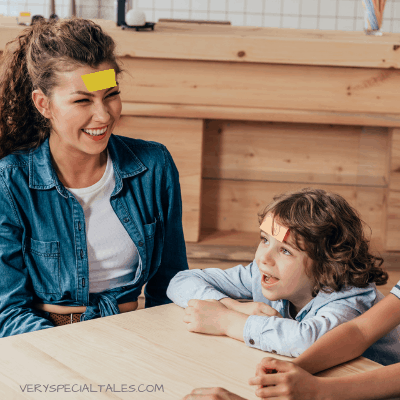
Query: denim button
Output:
[[78, 221, 81, 231], [80, 249, 84, 259], [123, 217, 129, 223], [138, 241, 144, 247], [249, 339, 255, 345]]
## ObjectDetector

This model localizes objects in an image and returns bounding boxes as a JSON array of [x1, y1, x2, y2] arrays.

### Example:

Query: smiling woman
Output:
[[0, 16, 189, 337]]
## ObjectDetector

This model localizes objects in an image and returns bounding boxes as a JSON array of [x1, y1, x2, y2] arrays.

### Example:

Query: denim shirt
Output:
[[0, 134, 188, 337], [167, 261, 400, 366]]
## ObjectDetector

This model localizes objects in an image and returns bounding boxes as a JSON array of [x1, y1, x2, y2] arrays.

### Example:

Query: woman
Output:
[[0, 16, 188, 336]]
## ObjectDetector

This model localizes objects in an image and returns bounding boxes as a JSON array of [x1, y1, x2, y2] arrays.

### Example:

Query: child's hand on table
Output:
[[248, 357, 325, 399], [182, 387, 247, 400], [183, 299, 238, 336], [224, 300, 283, 318]]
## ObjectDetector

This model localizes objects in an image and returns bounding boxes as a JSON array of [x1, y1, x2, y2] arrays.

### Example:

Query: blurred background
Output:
[[0, 0, 399, 33]]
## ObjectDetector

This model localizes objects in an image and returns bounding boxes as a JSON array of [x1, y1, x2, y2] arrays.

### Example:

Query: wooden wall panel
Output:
[[203, 120, 388, 186], [118, 57, 400, 114], [387, 128, 400, 250], [201, 179, 386, 252], [114, 116, 203, 242]]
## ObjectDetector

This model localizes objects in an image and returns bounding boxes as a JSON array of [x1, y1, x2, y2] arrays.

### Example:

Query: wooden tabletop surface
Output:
[[0, 303, 384, 399]]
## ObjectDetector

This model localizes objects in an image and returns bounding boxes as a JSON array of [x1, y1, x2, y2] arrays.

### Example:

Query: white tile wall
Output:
[[0, 0, 398, 33]]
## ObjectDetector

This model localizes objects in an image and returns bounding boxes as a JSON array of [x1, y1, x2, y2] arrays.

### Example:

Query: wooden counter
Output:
[[1, 17, 400, 256]]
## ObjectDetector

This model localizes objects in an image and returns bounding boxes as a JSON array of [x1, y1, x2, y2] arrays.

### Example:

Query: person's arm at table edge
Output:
[[317, 362, 400, 400], [144, 146, 189, 308], [167, 262, 255, 308], [292, 293, 400, 375]]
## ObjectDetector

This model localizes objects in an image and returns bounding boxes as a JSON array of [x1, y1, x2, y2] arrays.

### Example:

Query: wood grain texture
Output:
[[387, 128, 400, 250], [201, 180, 386, 252], [121, 101, 400, 127], [0, 17, 399, 69], [116, 57, 400, 115], [203, 121, 389, 186], [114, 116, 203, 242], [0, 304, 384, 400]]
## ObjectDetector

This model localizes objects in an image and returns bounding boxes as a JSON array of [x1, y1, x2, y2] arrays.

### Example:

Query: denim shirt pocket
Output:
[[142, 217, 163, 277], [23, 237, 61, 299]]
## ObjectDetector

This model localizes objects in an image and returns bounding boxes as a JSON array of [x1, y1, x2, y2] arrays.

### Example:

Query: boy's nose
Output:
[[260, 248, 275, 266]]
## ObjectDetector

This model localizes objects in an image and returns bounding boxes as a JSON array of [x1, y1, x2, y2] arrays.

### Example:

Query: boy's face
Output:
[[255, 214, 315, 315]]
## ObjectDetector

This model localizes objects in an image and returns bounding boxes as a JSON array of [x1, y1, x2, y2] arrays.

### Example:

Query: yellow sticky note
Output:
[[260, 214, 290, 243], [81, 69, 117, 92]]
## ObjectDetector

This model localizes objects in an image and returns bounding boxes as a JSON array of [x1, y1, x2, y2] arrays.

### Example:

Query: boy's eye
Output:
[[75, 90, 121, 103], [260, 236, 292, 255]]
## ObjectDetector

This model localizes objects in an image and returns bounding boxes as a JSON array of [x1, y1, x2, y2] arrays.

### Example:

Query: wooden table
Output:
[[0, 304, 384, 400]]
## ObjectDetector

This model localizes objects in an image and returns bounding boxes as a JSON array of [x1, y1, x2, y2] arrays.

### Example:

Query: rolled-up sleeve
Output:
[[167, 263, 255, 308], [0, 175, 54, 337], [243, 303, 362, 357]]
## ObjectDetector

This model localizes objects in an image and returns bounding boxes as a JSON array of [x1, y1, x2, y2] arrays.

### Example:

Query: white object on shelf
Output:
[[125, 8, 146, 26], [17, 12, 32, 25]]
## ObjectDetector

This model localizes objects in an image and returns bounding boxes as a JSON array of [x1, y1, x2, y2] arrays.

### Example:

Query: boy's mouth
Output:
[[262, 273, 280, 284]]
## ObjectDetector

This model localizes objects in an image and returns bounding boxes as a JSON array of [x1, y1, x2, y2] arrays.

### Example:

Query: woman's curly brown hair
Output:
[[0, 16, 130, 159], [258, 187, 388, 297]]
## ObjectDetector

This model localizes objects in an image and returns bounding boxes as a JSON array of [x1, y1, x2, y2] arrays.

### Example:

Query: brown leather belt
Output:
[[48, 312, 82, 326], [35, 301, 139, 327]]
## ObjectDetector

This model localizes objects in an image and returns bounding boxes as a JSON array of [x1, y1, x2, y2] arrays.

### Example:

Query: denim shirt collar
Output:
[[29, 134, 147, 198]]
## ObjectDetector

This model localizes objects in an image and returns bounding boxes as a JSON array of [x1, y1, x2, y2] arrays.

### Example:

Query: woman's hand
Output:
[[227, 301, 283, 318], [248, 357, 326, 400], [182, 387, 248, 400]]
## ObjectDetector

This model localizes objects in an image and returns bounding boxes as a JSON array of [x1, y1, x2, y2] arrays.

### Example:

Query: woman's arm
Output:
[[0, 176, 54, 337], [143, 146, 189, 308], [292, 293, 400, 374], [250, 356, 400, 400]]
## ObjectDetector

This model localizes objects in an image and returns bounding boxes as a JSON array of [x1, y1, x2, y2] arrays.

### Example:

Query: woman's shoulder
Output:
[[111, 134, 174, 168], [113, 134, 168, 153], [0, 151, 30, 174]]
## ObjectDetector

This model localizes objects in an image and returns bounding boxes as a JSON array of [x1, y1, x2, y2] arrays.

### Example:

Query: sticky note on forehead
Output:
[[260, 214, 290, 243], [81, 69, 116, 92]]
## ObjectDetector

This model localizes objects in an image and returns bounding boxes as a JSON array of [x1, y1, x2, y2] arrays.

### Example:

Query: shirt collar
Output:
[[29, 134, 147, 195]]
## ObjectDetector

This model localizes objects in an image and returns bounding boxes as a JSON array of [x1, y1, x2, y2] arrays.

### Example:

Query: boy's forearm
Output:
[[219, 297, 241, 311], [320, 363, 400, 400], [293, 321, 368, 375], [223, 310, 248, 342]]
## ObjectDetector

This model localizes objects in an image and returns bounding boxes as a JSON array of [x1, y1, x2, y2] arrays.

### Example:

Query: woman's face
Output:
[[255, 214, 315, 314], [32, 62, 122, 158]]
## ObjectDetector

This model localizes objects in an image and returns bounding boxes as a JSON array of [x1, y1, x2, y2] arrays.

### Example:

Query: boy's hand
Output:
[[183, 299, 234, 336], [223, 300, 283, 318], [249, 357, 325, 400], [182, 387, 247, 400]]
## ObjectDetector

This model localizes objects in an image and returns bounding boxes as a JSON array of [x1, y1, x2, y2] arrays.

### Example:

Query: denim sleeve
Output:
[[243, 302, 361, 357], [0, 175, 54, 337], [167, 263, 255, 308], [144, 147, 189, 308]]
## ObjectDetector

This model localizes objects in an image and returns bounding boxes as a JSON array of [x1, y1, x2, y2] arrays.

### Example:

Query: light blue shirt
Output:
[[167, 261, 400, 366]]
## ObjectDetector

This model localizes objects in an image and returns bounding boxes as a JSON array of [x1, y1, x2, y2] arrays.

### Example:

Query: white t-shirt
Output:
[[67, 151, 140, 293]]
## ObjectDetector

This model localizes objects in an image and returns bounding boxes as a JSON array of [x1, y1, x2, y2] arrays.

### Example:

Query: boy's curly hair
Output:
[[258, 187, 388, 297], [0, 16, 129, 159]]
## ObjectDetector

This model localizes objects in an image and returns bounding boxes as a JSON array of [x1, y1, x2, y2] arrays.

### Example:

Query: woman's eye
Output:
[[75, 91, 120, 103]]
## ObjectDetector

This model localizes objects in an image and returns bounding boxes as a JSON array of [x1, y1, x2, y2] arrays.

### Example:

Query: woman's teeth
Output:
[[82, 126, 107, 136]]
